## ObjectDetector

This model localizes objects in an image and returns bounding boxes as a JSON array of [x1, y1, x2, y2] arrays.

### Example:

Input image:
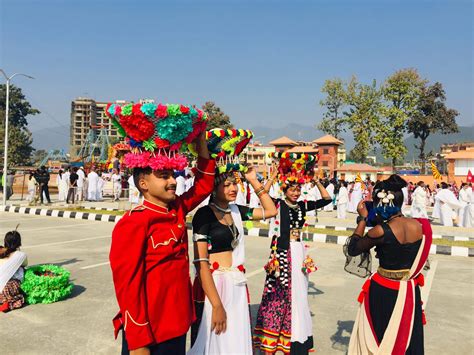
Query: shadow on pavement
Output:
[[308, 281, 324, 296], [68, 284, 86, 300], [330, 320, 354, 353], [51, 258, 83, 267]]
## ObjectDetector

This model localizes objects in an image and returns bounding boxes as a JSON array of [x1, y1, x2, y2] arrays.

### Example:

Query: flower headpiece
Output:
[[190, 128, 253, 184], [105, 102, 208, 170], [269, 151, 318, 188]]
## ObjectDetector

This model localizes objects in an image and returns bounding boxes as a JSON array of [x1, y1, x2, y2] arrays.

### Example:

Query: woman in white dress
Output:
[[411, 181, 428, 218], [435, 182, 462, 226], [323, 180, 335, 212], [347, 182, 363, 213], [459, 183, 474, 227], [189, 166, 277, 355], [337, 180, 349, 219], [56, 170, 68, 202]]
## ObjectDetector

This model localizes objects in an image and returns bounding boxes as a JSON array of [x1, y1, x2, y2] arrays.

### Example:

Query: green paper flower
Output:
[[167, 104, 181, 116], [21, 265, 74, 304], [143, 139, 157, 151], [121, 104, 133, 116]]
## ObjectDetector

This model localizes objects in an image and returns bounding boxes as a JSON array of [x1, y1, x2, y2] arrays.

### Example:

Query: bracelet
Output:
[[193, 258, 210, 264], [256, 189, 267, 197], [261, 207, 266, 222], [356, 216, 368, 224], [254, 186, 265, 195]]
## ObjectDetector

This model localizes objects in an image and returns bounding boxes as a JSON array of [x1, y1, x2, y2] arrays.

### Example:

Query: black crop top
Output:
[[375, 223, 422, 270], [192, 205, 252, 254]]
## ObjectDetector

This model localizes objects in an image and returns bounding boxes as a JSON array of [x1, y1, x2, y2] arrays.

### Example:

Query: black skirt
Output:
[[369, 280, 424, 355]]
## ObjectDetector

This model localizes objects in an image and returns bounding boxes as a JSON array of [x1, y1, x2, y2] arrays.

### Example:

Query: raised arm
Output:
[[346, 201, 384, 256], [180, 131, 215, 213], [244, 166, 277, 220]]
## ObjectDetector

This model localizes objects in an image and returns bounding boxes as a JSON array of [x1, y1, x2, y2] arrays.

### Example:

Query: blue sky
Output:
[[0, 0, 472, 144]]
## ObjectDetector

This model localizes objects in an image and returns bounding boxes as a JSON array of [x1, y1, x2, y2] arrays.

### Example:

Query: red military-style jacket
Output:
[[109, 157, 215, 350]]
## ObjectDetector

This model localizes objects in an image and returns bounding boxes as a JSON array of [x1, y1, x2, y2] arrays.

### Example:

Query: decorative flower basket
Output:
[[21, 265, 74, 304]]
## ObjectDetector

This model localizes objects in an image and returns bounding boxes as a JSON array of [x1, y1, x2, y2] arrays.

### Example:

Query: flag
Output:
[[431, 161, 442, 181], [355, 172, 362, 183], [467, 169, 473, 183]]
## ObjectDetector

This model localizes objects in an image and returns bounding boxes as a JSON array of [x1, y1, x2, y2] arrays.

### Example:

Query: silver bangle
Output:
[[193, 258, 209, 264], [261, 207, 265, 222]]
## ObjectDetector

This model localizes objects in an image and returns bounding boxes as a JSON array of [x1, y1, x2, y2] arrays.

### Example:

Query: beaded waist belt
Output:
[[377, 267, 411, 281]]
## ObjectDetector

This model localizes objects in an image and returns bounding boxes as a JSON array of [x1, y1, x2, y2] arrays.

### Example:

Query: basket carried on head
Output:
[[21, 265, 74, 304]]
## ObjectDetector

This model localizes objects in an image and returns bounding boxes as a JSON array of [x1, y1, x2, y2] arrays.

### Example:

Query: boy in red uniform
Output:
[[108, 102, 215, 355]]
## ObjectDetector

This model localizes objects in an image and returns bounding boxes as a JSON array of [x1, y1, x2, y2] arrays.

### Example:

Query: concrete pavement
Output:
[[0, 213, 473, 354]]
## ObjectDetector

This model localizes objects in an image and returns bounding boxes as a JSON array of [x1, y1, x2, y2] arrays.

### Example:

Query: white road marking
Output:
[[81, 261, 111, 270], [23, 235, 110, 249], [0, 222, 95, 232], [421, 259, 438, 307]]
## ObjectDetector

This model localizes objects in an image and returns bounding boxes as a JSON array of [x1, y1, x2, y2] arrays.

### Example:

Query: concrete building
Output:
[[445, 150, 474, 181], [269, 136, 298, 152], [312, 135, 343, 177], [70, 98, 153, 158], [244, 143, 275, 174]]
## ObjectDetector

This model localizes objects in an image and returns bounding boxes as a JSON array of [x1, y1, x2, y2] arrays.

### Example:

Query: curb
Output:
[[1, 205, 122, 223], [1, 205, 472, 258]]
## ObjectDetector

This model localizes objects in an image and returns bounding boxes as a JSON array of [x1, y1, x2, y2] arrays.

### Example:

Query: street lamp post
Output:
[[0, 69, 35, 205]]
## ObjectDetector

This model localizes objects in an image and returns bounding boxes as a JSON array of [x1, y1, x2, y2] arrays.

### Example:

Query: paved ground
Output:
[[0, 213, 473, 354]]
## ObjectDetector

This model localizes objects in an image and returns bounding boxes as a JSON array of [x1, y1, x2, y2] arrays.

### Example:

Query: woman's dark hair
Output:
[[0, 231, 22, 259], [441, 182, 448, 189], [282, 182, 301, 193], [417, 181, 424, 187], [372, 174, 407, 209]]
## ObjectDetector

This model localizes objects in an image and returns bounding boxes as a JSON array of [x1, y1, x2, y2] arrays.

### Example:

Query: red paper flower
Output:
[[237, 265, 246, 273], [156, 104, 168, 118], [120, 115, 155, 141], [154, 137, 171, 148], [180, 105, 190, 114], [212, 262, 220, 270], [132, 103, 145, 118]]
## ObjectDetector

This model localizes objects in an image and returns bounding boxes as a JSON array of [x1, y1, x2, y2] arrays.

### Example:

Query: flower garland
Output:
[[20, 265, 74, 304], [105, 102, 208, 170]]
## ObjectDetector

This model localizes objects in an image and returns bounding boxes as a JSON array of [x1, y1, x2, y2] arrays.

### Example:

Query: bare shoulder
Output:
[[367, 225, 384, 239]]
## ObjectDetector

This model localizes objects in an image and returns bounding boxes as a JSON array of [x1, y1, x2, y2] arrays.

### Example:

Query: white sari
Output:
[[0, 251, 27, 293], [188, 204, 252, 355]]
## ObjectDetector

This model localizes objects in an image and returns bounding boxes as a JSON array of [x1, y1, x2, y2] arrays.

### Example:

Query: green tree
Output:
[[201, 101, 233, 130], [0, 84, 40, 167], [376, 69, 426, 168], [345, 78, 381, 163], [317, 78, 347, 139], [407, 82, 459, 174]]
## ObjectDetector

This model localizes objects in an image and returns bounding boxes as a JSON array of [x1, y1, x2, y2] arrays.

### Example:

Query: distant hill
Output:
[[251, 123, 473, 163], [30, 121, 473, 161], [31, 125, 70, 151], [403, 126, 474, 160]]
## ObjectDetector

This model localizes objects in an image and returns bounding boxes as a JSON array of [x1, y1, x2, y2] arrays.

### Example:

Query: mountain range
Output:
[[31, 123, 473, 162]]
